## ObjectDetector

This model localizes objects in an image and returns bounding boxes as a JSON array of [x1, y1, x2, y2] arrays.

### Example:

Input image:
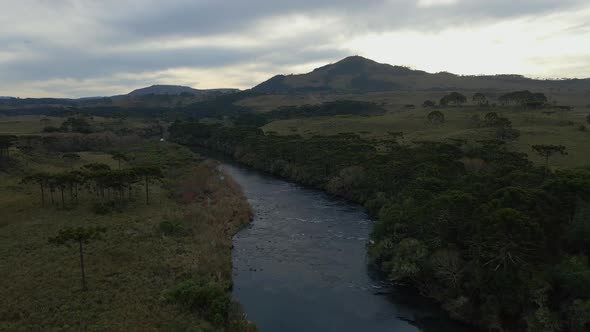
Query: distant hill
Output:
[[0, 85, 242, 113], [128, 85, 239, 96], [252, 56, 590, 93]]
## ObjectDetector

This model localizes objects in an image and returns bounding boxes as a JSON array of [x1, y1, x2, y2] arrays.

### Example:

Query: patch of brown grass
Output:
[[0, 144, 253, 330]]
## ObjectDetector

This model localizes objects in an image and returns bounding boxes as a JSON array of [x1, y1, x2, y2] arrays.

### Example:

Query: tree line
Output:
[[423, 90, 549, 109], [233, 100, 386, 127], [169, 120, 590, 332], [43, 117, 93, 134], [22, 164, 163, 209]]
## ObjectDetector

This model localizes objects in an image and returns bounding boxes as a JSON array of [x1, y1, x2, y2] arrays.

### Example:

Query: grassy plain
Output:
[[263, 104, 590, 169], [0, 115, 64, 135], [0, 117, 253, 331]]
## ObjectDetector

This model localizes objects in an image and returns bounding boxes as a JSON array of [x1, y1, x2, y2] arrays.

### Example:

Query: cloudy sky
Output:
[[2, 0, 590, 97]]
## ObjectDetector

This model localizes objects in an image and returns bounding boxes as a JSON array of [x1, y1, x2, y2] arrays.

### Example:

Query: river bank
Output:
[[171, 121, 590, 332], [224, 162, 474, 332]]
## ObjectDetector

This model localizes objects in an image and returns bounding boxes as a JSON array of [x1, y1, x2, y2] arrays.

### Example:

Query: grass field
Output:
[[0, 114, 162, 136], [0, 118, 254, 331], [264, 106, 590, 169], [0, 115, 64, 135]]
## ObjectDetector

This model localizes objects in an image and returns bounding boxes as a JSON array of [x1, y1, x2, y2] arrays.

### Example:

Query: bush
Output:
[[91, 201, 125, 215], [578, 125, 587, 132], [468, 114, 482, 128], [423, 100, 436, 108], [427, 110, 445, 124], [158, 219, 187, 236], [496, 127, 521, 142], [364, 192, 389, 215], [165, 279, 231, 327], [42, 126, 62, 133]]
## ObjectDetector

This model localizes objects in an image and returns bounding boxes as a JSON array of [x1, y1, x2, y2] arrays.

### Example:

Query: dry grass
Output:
[[0, 114, 164, 137], [0, 131, 253, 331], [0, 115, 63, 135]]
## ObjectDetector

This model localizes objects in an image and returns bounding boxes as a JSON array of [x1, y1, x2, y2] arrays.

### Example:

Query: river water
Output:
[[223, 163, 474, 332]]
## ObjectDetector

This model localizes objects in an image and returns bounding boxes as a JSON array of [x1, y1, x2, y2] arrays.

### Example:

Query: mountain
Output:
[[252, 56, 590, 93], [128, 85, 239, 96]]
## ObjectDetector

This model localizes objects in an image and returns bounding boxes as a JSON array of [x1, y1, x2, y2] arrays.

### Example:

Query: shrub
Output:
[[468, 114, 482, 128], [91, 201, 124, 214], [165, 279, 231, 327], [364, 192, 389, 215], [427, 110, 445, 124], [496, 127, 521, 142], [158, 219, 186, 236], [422, 100, 436, 108], [42, 126, 62, 133]]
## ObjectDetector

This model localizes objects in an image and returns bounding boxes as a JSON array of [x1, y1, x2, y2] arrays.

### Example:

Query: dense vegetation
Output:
[[234, 100, 385, 127], [169, 120, 590, 332]]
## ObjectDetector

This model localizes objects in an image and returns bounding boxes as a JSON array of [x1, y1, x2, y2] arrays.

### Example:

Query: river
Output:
[[222, 163, 474, 332]]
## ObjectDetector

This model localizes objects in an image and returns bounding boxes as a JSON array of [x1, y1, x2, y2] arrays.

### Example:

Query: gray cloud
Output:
[[0, 34, 347, 81], [99, 0, 587, 40], [0, 0, 589, 97]]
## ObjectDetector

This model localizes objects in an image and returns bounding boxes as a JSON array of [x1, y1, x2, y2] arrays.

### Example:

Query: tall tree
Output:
[[472, 93, 488, 106], [53, 173, 69, 208], [499, 90, 547, 107], [440, 92, 467, 107], [49, 226, 106, 291], [22, 172, 50, 207], [133, 166, 163, 205], [532, 145, 567, 170], [112, 153, 128, 169], [18, 145, 34, 167], [62, 153, 81, 170], [0, 135, 17, 160], [67, 171, 85, 204]]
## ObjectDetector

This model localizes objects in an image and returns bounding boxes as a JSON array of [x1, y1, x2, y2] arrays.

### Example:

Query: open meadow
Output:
[[263, 104, 590, 169], [0, 115, 255, 331]]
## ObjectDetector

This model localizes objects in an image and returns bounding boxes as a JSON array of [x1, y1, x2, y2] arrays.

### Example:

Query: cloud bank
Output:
[[1, 0, 589, 97]]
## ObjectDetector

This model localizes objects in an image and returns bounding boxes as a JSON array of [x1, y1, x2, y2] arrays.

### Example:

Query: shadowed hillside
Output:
[[128, 85, 239, 96], [252, 56, 590, 94]]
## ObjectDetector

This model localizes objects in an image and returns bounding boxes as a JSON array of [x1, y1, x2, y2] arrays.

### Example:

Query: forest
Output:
[[169, 118, 590, 332]]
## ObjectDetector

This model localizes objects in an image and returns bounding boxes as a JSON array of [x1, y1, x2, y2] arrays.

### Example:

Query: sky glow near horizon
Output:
[[1, 0, 589, 97]]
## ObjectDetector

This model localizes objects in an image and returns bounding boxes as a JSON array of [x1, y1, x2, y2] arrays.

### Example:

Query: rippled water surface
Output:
[[223, 163, 474, 332]]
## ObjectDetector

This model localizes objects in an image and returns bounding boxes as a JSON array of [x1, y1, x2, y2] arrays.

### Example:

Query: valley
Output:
[[2, 55, 590, 332]]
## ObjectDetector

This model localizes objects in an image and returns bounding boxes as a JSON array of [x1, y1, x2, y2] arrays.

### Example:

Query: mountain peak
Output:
[[253, 55, 420, 93], [251, 55, 590, 94], [312, 55, 380, 74], [336, 55, 377, 64]]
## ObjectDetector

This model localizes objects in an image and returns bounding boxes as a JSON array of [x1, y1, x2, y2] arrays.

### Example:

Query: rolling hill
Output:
[[252, 56, 590, 94], [128, 85, 239, 96]]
